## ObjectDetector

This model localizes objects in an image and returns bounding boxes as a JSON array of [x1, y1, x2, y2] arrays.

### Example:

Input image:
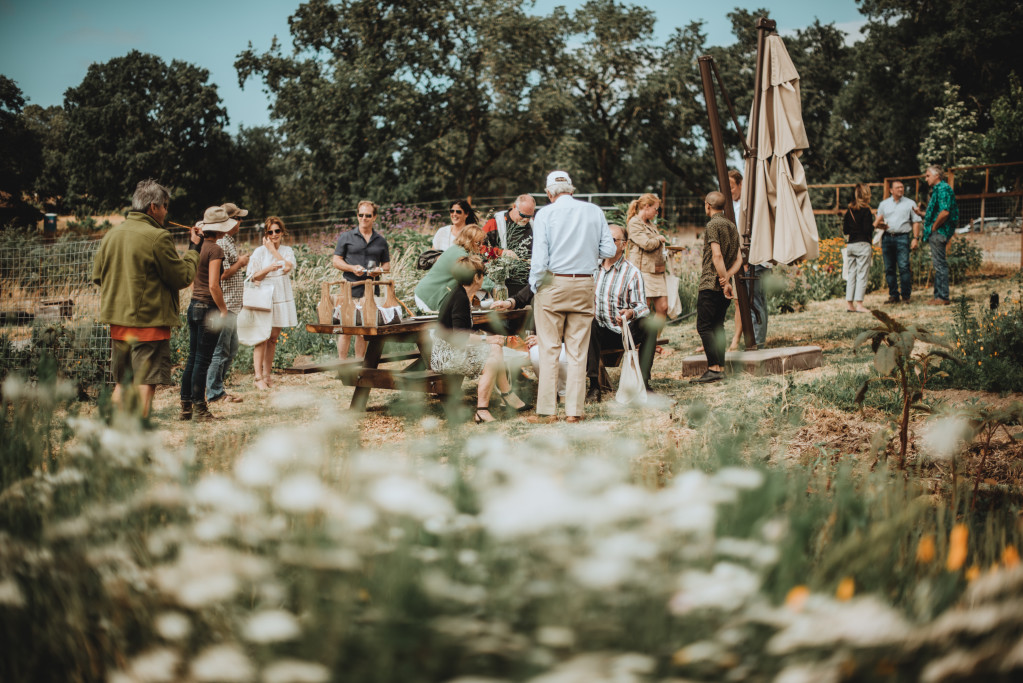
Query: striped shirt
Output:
[[595, 254, 649, 333], [216, 235, 243, 313]]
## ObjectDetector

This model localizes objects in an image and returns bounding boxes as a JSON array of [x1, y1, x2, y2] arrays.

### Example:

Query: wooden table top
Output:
[[306, 307, 529, 336]]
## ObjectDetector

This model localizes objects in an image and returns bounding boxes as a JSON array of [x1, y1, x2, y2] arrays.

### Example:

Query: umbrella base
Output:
[[681, 345, 822, 377]]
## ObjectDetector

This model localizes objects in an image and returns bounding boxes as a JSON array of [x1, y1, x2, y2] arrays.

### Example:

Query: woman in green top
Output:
[[414, 224, 485, 312]]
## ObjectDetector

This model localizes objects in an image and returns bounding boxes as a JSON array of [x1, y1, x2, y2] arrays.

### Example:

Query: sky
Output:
[[0, 0, 867, 133]]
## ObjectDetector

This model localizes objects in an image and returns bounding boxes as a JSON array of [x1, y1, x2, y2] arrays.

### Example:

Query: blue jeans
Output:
[[180, 301, 220, 405], [881, 232, 912, 301], [206, 311, 238, 401], [929, 232, 950, 301]]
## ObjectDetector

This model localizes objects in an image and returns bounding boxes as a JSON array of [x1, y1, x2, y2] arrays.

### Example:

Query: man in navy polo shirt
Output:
[[332, 200, 391, 358]]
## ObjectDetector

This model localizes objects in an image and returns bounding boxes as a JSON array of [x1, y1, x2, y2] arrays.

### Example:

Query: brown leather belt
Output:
[[553, 273, 591, 278]]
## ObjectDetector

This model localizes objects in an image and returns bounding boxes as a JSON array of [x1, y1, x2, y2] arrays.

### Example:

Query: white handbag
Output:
[[615, 323, 648, 406], [243, 278, 274, 311], [236, 307, 272, 346]]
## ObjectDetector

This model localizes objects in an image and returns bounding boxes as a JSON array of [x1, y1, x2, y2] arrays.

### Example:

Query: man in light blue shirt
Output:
[[874, 179, 922, 304], [528, 170, 615, 422]]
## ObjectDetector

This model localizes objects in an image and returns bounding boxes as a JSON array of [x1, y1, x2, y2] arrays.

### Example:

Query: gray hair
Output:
[[131, 179, 170, 212], [515, 194, 535, 211], [926, 164, 945, 180], [546, 180, 575, 197]]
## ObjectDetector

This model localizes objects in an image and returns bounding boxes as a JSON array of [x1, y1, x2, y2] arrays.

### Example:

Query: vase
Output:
[[492, 283, 508, 301]]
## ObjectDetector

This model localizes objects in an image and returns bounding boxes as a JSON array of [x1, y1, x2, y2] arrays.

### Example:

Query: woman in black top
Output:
[[432, 255, 527, 423], [843, 183, 875, 313]]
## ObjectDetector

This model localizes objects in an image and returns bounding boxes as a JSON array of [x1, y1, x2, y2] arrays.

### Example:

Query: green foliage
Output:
[[0, 75, 43, 228], [984, 72, 1023, 164], [63, 50, 234, 217], [917, 82, 985, 170], [794, 369, 904, 415], [853, 309, 955, 468], [937, 283, 1023, 393]]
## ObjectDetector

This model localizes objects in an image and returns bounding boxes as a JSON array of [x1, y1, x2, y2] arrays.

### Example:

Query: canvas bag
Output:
[[236, 307, 272, 346], [615, 323, 648, 406], [243, 277, 274, 311], [665, 273, 683, 318]]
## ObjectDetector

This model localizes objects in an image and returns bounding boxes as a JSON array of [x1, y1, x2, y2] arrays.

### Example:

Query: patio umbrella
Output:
[[743, 34, 819, 265]]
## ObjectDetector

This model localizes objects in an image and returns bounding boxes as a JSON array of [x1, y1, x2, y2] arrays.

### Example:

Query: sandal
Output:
[[474, 408, 496, 424], [499, 390, 530, 412]]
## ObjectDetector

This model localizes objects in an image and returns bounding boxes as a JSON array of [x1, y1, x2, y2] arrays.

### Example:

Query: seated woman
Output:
[[414, 224, 484, 312], [432, 255, 527, 423]]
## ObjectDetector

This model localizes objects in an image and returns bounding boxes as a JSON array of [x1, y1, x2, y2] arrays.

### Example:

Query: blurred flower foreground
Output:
[[2, 376, 1023, 683]]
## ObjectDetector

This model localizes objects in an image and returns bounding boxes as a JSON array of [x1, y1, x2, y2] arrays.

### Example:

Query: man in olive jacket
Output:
[[92, 179, 202, 417]]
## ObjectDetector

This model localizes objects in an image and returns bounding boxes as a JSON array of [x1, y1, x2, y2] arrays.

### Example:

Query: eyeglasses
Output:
[[267, 228, 283, 235], [450, 209, 464, 215], [613, 238, 627, 243], [357, 213, 374, 218]]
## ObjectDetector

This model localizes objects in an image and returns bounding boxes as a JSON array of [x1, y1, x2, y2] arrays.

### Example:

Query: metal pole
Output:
[[698, 55, 756, 350]]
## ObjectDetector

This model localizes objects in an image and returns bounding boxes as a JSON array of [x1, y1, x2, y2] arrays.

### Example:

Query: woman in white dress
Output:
[[432, 199, 479, 251], [246, 216, 297, 390]]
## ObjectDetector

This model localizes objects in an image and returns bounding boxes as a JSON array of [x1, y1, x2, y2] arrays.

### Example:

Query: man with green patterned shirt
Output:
[[914, 164, 959, 305]]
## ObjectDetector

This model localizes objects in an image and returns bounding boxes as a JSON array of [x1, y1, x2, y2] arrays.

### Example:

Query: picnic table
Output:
[[306, 308, 529, 411]]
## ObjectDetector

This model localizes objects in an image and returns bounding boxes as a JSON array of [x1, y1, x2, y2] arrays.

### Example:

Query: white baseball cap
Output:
[[545, 170, 572, 189]]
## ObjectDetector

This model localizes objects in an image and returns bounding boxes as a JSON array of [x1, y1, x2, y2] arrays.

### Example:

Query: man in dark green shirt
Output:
[[693, 191, 744, 383], [914, 164, 959, 305]]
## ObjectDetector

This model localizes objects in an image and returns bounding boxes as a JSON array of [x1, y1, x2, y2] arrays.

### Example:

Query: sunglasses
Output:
[[266, 228, 283, 235], [450, 209, 464, 215], [517, 211, 533, 219], [357, 213, 374, 218], [613, 238, 627, 243]]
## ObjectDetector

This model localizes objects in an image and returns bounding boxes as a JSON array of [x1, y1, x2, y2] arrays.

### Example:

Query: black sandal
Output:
[[474, 408, 495, 423]]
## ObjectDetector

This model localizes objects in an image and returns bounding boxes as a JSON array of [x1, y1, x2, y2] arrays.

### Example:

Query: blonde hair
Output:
[[356, 200, 378, 216], [849, 183, 871, 210], [264, 216, 288, 238], [453, 254, 487, 285], [454, 223, 484, 252], [626, 193, 660, 223]]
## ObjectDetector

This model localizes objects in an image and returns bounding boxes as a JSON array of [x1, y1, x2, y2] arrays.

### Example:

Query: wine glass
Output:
[[366, 259, 378, 276]]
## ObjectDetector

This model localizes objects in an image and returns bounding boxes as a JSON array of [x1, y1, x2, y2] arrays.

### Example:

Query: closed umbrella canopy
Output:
[[743, 34, 819, 266]]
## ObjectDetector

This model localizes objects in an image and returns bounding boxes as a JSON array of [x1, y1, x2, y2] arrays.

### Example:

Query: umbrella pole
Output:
[[698, 55, 757, 350]]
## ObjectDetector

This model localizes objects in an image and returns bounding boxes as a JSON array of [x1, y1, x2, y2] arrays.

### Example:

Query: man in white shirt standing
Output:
[[529, 171, 616, 423], [874, 179, 922, 304]]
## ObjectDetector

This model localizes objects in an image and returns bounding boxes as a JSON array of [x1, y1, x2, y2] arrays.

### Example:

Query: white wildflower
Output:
[[412, 546, 441, 563], [0, 578, 25, 607], [193, 514, 235, 542], [478, 474, 587, 539], [774, 661, 841, 683], [458, 549, 479, 566], [195, 475, 261, 516], [262, 659, 330, 683], [672, 640, 722, 665], [713, 467, 765, 490], [368, 475, 454, 521], [177, 572, 239, 609], [422, 571, 486, 605], [536, 626, 575, 649], [715, 537, 780, 567], [2, 374, 26, 400], [155, 612, 191, 641], [235, 453, 278, 488], [270, 389, 317, 411], [273, 473, 327, 513], [920, 416, 970, 460], [420, 416, 441, 433], [669, 562, 761, 615], [191, 644, 254, 682], [767, 596, 911, 654], [921, 650, 984, 683], [243, 609, 302, 644], [128, 647, 180, 682]]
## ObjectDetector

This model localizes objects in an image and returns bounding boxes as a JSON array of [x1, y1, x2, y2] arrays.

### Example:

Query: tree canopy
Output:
[[2, 0, 1022, 224]]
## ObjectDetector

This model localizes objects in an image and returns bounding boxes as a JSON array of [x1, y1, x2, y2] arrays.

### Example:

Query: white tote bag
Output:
[[615, 323, 648, 406], [236, 307, 272, 346], [665, 273, 683, 319]]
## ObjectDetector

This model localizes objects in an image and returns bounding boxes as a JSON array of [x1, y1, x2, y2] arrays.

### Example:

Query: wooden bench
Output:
[[286, 350, 422, 375]]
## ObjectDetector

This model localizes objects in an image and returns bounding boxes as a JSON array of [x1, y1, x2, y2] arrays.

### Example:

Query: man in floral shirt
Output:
[[915, 165, 959, 305]]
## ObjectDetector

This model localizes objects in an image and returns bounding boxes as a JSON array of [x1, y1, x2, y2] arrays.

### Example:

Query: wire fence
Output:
[[3, 189, 1019, 383]]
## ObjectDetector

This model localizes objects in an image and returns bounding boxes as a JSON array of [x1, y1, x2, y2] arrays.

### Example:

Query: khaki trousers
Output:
[[534, 277, 595, 416]]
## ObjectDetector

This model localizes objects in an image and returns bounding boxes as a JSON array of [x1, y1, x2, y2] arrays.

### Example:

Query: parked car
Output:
[[957, 216, 1022, 234]]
